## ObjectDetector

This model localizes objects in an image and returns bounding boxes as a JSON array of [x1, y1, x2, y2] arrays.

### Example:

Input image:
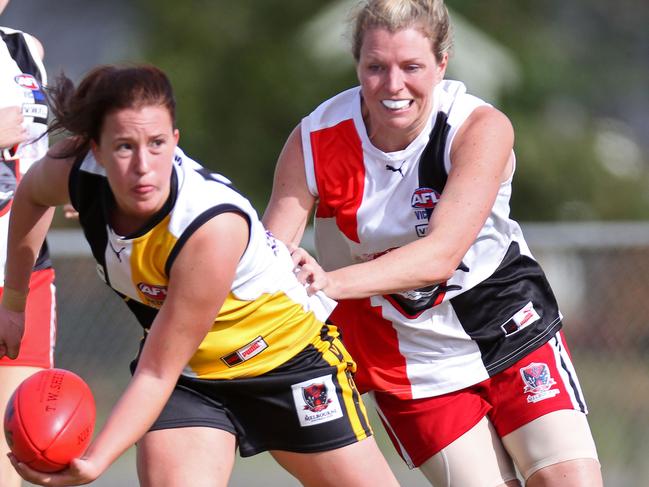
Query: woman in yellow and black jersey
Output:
[[0, 64, 399, 487]]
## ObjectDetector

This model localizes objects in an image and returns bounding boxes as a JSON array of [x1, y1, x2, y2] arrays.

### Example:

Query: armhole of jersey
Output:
[[68, 153, 87, 211], [21, 33, 46, 85], [165, 204, 251, 277], [443, 96, 492, 173], [300, 118, 319, 197]]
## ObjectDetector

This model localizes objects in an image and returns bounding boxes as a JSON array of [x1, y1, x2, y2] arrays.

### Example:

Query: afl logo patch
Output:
[[411, 187, 440, 208], [137, 282, 168, 306], [14, 74, 39, 90]]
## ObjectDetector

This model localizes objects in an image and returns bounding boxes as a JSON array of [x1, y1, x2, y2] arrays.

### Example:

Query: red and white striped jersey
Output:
[[301, 80, 562, 399], [0, 27, 50, 285]]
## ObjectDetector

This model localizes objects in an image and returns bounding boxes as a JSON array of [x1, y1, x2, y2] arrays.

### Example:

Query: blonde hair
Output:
[[351, 0, 452, 63]]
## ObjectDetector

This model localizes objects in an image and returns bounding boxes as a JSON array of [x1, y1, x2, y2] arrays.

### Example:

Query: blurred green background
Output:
[[4, 1, 649, 486]]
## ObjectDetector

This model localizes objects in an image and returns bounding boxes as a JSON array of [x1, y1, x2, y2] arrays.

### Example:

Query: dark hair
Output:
[[47, 64, 176, 159]]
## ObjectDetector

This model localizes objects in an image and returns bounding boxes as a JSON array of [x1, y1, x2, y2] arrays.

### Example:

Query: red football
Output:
[[3, 368, 95, 472]]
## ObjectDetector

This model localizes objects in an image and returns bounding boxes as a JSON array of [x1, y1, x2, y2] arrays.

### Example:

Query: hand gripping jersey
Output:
[[0, 27, 51, 284], [301, 80, 562, 399], [70, 148, 334, 380]]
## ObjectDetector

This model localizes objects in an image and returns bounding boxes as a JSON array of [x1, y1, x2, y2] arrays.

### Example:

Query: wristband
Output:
[[1, 287, 28, 312]]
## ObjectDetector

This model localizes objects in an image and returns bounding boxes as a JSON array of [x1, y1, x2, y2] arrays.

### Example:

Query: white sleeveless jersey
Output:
[[0, 27, 50, 284], [71, 148, 335, 379], [301, 80, 562, 399]]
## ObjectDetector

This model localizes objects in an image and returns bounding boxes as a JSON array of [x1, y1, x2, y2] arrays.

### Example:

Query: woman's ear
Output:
[[437, 52, 449, 79]]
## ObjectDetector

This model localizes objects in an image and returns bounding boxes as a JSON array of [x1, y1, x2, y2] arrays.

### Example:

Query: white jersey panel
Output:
[[0, 27, 49, 285], [303, 80, 563, 397]]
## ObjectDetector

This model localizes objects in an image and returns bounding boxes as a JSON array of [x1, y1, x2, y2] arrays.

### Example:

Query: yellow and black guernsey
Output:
[[69, 148, 334, 380]]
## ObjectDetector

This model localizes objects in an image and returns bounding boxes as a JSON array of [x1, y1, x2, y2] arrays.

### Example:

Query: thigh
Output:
[[372, 387, 491, 468], [502, 409, 600, 482], [271, 436, 398, 487], [0, 269, 56, 368], [488, 331, 589, 439], [137, 427, 236, 487], [419, 416, 520, 487]]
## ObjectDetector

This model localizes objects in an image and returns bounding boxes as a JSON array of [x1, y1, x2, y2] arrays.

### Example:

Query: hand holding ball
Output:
[[3, 368, 95, 472]]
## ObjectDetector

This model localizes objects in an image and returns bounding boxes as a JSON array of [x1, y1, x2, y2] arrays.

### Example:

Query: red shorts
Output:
[[0, 268, 56, 368], [373, 332, 588, 468]]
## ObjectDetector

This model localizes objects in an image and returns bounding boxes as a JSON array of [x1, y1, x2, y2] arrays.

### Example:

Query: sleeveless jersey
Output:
[[70, 148, 334, 380], [301, 80, 562, 399], [0, 27, 50, 285]]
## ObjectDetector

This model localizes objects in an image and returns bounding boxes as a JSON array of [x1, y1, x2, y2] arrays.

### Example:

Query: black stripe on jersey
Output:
[[450, 241, 563, 376], [0, 29, 43, 84], [165, 204, 251, 277], [383, 111, 455, 316], [418, 110, 451, 197], [1, 30, 48, 125], [2, 29, 51, 270], [70, 155, 110, 278]]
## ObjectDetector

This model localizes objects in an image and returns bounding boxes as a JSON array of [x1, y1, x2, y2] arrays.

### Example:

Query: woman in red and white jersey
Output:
[[264, 0, 602, 485], [0, 1, 56, 486]]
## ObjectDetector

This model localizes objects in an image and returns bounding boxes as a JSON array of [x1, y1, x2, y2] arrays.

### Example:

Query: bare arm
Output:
[[4, 141, 75, 293], [0, 141, 73, 359], [262, 124, 315, 247], [307, 106, 515, 299], [24, 33, 45, 61], [13, 212, 249, 485]]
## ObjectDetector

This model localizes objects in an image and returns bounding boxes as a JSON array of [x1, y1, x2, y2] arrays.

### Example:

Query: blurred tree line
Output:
[[134, 0, 649, 221]]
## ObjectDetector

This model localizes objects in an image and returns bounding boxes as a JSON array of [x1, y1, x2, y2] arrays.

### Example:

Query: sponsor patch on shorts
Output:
[[221, 336, 268, 367], [501, 301, 541, 336], [520, 362, 560, 403], [291, 375, 343, 427]]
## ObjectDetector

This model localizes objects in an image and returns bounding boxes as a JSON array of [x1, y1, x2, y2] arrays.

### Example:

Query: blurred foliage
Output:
[[132, 0, 649, 220], [133, 0, 356, 211], [450, 0, 649, 221]]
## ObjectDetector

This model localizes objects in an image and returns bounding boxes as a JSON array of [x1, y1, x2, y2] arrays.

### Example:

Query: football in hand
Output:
[[3, 368, 95, 472]]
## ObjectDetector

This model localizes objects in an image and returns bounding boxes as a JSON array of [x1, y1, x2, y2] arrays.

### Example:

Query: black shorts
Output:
[[131, 325, 373, 457]]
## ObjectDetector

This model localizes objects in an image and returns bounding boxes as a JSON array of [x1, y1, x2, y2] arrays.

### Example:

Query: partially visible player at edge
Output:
[[263, 0, 602, 485], [0, 1, 57, 486], [0, 64, 400, 487]]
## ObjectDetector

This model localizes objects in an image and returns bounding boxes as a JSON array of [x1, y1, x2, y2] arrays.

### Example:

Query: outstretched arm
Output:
[[0, 141, 73, 359], [299, 106, 515, 299], [263, 124, 315, 247], [12, 211, 249, 486]]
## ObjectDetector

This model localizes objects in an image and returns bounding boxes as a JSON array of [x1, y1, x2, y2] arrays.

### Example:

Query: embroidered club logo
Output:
[[520, 362, 560, 403], [291, 375, 343, 427], [302, 383, 331, 413]]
